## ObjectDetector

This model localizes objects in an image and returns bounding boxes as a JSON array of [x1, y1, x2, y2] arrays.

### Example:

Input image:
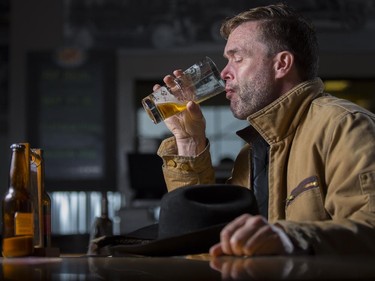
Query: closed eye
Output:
[[234, 56, 243, 63]]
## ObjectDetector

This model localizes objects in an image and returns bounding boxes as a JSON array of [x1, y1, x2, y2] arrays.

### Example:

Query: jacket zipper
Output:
[[286, 177, 319, 207]]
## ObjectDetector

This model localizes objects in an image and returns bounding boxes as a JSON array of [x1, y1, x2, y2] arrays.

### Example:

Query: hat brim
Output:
[[92, 222, 226, 257]]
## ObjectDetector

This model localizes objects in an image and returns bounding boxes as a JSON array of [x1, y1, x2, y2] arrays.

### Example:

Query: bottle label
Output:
[[14, 212, 34, 235]]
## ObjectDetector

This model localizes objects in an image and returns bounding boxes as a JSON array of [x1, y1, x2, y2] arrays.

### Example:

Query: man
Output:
[[154, 3, 375, 256]]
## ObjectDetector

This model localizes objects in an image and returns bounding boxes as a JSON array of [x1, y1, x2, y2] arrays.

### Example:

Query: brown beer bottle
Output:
[[2, 144, 34, 257], [42, 187, 52, 248], [31, 148, 52, 248], [39, 150, 52, 248]]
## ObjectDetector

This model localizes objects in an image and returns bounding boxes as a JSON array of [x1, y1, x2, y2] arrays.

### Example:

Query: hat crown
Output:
[[158, 184, 258, 239]]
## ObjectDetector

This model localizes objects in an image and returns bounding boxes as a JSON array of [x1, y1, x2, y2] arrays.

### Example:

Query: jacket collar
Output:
[[237, 78, 325, 145]]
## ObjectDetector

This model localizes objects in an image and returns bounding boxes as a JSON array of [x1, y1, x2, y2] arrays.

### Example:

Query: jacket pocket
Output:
[[285, 176, 328, 221]]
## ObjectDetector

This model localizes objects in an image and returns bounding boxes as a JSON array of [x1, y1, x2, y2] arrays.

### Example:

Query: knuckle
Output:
[[250, 215, 266, 225], [220, 227, 231, 240]]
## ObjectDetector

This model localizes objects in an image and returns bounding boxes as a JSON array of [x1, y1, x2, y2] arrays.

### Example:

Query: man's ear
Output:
[[273, 51, 294, 79]]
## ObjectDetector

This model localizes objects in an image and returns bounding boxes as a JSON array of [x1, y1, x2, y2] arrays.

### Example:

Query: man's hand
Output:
[[154, 70, 207, 156], [209, 214, 295, 256]]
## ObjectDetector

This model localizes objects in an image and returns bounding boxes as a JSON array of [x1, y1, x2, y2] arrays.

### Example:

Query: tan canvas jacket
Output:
[[157, 78, 375, 255]]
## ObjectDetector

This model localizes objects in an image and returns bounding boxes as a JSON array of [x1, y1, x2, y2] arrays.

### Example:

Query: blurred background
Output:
[[0, 0, 375, 253]]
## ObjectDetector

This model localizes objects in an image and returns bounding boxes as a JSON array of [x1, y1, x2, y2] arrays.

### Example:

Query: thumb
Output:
[[186, 101, 204, 121]]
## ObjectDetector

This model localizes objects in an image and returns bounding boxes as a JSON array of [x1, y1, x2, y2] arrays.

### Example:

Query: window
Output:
[[137, 105, 247, 166]]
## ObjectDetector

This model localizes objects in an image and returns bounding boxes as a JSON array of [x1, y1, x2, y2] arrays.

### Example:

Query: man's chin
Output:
[[230, 107, 246, 120]]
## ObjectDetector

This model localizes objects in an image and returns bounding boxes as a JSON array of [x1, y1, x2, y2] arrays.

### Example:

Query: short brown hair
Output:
[[221, 3, 319, 80]]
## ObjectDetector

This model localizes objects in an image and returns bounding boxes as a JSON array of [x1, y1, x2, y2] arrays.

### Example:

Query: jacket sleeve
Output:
[[278, 111, 375, 255], [157, 137, 215, 191], [277, 218, 375, 255]]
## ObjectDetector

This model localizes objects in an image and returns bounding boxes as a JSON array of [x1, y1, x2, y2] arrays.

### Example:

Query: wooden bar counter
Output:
[[1, 254, 375, 280]]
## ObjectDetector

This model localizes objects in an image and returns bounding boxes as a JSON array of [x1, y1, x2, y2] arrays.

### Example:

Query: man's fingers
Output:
[[209, 243, 224, 257], [173, 69, 183, 77], [186, 101, 204, 121], [152, 84, 161, 91], [220, 214, 252, 256], [163, 75, 176, 87]]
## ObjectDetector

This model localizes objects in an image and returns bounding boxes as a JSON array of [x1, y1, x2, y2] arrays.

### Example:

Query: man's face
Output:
[[221, 21, 280, 120]]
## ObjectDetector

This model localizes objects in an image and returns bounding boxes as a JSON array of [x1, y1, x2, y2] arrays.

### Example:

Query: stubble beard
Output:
[[230, 70, 276, 120]]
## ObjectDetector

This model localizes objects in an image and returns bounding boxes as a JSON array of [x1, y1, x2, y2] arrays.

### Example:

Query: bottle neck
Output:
[[9, 145, 29, 191], [101, 192, 108, 218]]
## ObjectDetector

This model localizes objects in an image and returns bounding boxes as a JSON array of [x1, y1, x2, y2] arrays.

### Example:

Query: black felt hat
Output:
[[89, 184, 258, 256]]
